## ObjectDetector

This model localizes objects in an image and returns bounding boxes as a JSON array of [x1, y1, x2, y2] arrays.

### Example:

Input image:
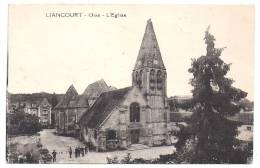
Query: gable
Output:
[[39, 98, 51, 107], [99, 108, 120, 130], [55, 85, 78, 109], [67, 95, 89, 108], [122, 86, 147, 107], [99, 87, 147, 129], [83, 79, 115, 98], [78, 87, 132, 128]]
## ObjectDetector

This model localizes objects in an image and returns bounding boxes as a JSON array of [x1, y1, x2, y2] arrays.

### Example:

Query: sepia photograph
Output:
[[5, 4, 254, 164]]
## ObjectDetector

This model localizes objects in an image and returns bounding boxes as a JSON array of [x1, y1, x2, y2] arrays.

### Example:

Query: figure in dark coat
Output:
[[69, 147, 72, 158], [52, 150, 57, 162]]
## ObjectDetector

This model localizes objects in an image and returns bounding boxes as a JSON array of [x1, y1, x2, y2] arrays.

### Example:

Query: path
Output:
[[39, 129, 176, 163]]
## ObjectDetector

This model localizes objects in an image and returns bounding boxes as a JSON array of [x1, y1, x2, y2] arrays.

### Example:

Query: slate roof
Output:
[[37, 97, 51, 107], [27, 99, 43, 108], [67, 95, 89, 108], [54, 85, 78, 109], [82, 79, 115, 98], [134, 19, 165, 70], [78, 87, 132, 128]]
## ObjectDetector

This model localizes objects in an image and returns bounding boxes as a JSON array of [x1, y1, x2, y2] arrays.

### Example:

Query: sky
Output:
[[8, 5, 254, 100]]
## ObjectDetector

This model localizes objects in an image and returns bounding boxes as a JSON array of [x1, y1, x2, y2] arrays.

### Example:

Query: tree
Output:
[[187, 26, 247, 163], [7, 105, 42, 135], [50, 92, 58, 108]]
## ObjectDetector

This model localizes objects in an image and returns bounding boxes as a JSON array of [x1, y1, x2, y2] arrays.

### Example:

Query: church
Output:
[[77, 19, 177, 151], [54, 79, 115, 136]]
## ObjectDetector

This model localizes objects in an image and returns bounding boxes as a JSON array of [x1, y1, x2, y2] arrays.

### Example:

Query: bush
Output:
[[107, 156, 120, 164], [131, 158, 152, 164], [37, 143, 42, 148], [106, 140, 119, 151], [153, 154, 176, 163], [39, 148, 49, 155], [7, 112, 42, 135], [41, 153, 52, 162], [120, 153, 131, 163]]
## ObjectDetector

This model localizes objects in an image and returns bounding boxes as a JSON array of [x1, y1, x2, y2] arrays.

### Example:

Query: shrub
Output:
[[39, 148, 49, 155], [7, 112, 42, 135]]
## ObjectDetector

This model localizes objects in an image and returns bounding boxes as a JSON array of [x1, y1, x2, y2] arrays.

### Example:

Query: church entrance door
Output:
[[130, 129, 140, 144]]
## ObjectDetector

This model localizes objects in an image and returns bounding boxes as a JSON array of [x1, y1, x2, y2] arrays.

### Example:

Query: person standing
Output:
[[77, 147, 80, 157], [84, 145, 88, 155], [74, 147, 77, 158], [52, 150, 57, 163], [69, 147, 72, 158], [7, 152, 11, 163], [81, 147, 84, 157], [77, 147, 80, 158], [18, 153, 24, 163], [25, 152, 32, 163]]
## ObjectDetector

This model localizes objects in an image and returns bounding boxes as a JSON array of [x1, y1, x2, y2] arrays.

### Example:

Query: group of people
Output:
[[7, 145, 90, 163], [69, 146, 89, 158], [6, 151, 33, 163], [49, 145, 89, 163]]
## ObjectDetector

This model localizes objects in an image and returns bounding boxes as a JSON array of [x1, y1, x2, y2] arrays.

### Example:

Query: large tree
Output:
[[187, 26, 247, 163], [7, 105, 42, 135]]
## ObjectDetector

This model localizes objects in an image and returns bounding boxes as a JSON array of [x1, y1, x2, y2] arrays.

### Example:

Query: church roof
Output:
[[68, 95, 89, 108], [134, 19, 165, 70], [75, 95, 90, 108], [82, 79, 115, 98], [54, 84, 78, 109], [78, 87, 132, 128]]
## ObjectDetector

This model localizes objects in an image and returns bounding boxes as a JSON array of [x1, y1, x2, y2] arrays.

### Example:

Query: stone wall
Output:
[[80, 86, 175, 151]]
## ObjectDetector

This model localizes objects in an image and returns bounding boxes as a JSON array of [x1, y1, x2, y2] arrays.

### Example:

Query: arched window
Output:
[[138, 70, 143, 88], [130, 102, 140, 122], [157, 70, 163, 90], [150, 69, 155, 89], [135, 71, 139, 86]]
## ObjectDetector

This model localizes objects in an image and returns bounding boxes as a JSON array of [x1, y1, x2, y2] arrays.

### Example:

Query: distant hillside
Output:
[[7, 92, 64, 107], [168, 96, 254, 112]]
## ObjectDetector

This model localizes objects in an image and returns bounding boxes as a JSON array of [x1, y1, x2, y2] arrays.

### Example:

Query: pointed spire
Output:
[[134, 19, 165, 70]]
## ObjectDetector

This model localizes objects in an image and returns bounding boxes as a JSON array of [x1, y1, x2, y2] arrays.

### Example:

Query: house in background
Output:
[[235, 111, 253, 142], [7, 94, 52, 127], [167, 95, 194, 128], [37, 98, 52, 127], [227, 100, 254, 143]]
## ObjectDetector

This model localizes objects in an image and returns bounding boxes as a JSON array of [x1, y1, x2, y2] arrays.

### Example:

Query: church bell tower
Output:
[[132, 19, 167, 108]]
